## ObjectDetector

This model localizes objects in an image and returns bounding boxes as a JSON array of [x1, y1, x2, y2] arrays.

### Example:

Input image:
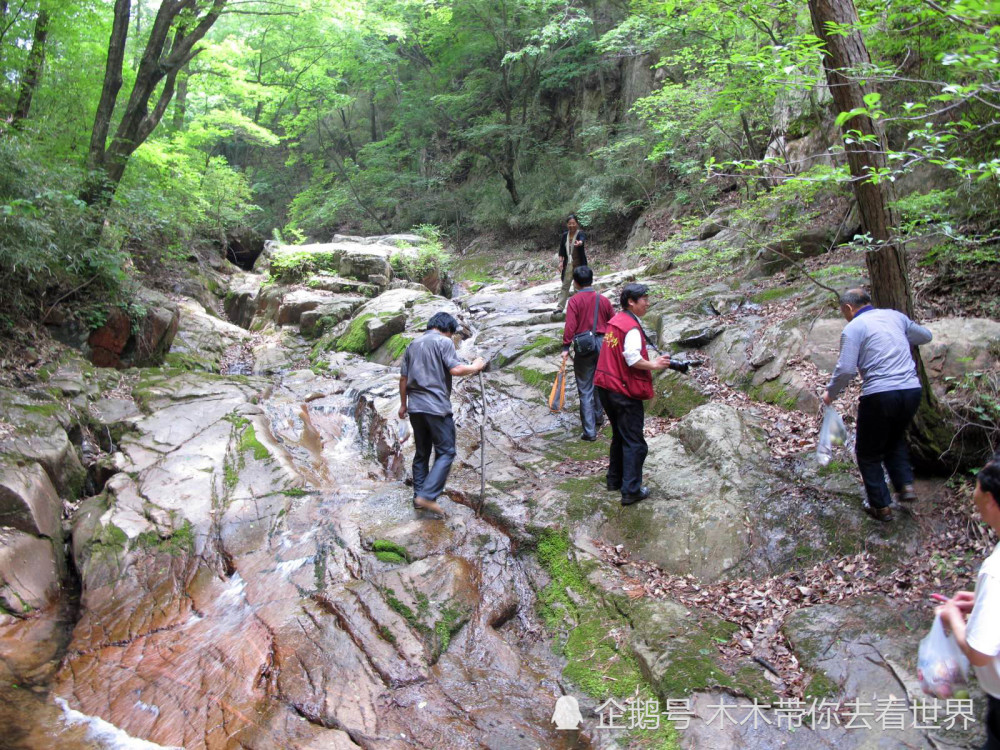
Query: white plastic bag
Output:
[[816, 406, 848, 466], [917, 614, 970, 699], [396, 417, 410, 444]]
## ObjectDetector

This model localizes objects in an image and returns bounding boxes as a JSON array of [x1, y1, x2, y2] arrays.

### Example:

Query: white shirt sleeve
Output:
[[967, 569, 1000, 658], [623, 328, 643, 367]]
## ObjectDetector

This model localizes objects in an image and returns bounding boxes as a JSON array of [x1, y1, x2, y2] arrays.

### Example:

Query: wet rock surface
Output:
[[0, 236, 994, 749]]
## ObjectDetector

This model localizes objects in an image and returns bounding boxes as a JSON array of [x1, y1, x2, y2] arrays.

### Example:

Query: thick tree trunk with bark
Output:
[[808, 0, 911, 314], [82, 0, 227, 207], [809, 0, 951, 468], [11, 8, 49, 125]]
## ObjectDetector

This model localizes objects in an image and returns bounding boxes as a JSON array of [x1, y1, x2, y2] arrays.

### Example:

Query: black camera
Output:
[[668, 358, 700, 374]]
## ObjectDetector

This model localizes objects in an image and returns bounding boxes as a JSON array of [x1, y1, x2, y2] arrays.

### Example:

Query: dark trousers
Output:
[[410, 412, 456, 502], [856, 387, 922, 509], [573, 344, 604, 439], [598, 387, 647, 497], [986, 695, 1000, 750]]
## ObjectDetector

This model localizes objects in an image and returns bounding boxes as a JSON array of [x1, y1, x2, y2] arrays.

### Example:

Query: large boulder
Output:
[[340, 247, 393, 283], [275, 288, 343, 326], [168, 298, 250, 370], [86, 289, 180, 368], [922, 317, 1000, 395], [299, 297, 363, 338], [0, 458, 60, 538], [0, 392, 86, 498], [599, 404, 774, 580], [224, 273, 264, 329], [0, 530, 61, 615], [332, 288, 430, 355]]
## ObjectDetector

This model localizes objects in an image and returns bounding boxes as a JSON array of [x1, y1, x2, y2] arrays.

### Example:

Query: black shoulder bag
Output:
[[572, 293, 602, 357]]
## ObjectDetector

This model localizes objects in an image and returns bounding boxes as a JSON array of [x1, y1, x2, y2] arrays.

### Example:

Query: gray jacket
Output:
[[826, 307, 932, 400]]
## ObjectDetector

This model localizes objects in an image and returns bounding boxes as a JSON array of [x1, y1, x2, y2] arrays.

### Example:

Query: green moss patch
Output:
[[380, 333, 413, 362], [373, 539, 410, 565], [750, 286, 798, 304], [556, 477, 606, 522], [648, 375, 709, 419], [335, 313, 375, 353], [746, 380, 799, 410], [434, 605, 465, 655], [511, 365, 555, 398], [536, 530, 679, 748], [164, 351, 216, 372], [519, 334, 562, 358], [817, 459, 853, 477], [132, 520, 195, 555]]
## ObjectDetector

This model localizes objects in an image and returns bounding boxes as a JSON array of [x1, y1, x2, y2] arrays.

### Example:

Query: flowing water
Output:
[[2, 336, 591, 749]]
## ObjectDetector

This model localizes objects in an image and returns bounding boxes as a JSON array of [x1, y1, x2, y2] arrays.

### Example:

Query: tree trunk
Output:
[[808, 0, 909, 312], [171, 66, 189, 131], [11, 8, 49, 125], [809, 0, 950, 469], [83, 0, 227, 207], [82, 0, 131, 205]]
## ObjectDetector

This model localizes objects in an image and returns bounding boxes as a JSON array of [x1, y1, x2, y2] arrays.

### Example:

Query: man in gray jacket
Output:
[[824, 289, 933, 522], [398, 312, 486, 517]]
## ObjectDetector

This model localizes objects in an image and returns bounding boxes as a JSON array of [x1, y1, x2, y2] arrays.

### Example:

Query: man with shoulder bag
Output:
[[561, 266, 614, 441]]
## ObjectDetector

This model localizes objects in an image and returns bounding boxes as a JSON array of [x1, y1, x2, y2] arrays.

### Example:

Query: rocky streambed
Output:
[[1, 234, 997, 749]]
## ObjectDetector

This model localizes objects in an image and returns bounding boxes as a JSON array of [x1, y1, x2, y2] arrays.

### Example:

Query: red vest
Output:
[[594, 312, 654, 400]]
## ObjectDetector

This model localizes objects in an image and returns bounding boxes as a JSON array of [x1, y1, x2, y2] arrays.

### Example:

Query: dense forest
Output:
[[0, 0, 997, 329], [2, 1, 1000, 746]]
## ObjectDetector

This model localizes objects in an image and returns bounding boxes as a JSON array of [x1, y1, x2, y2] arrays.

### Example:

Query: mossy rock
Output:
[[132, 520, 195, 555], [370, 333, 414, 365], [555, 476, 607, 522], [750, 285, 799, 304], [163, 351, 216, 372], [335, 311, 405, 354], [269, 248, 344, 283], [534, 530, 681, 747], [648, 371, 709, 418], [628, 598, 777, 703], [746, 379, 800, 411]]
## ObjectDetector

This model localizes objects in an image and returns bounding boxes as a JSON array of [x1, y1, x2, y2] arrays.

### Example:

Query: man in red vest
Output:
[[594, 283, 671, 505]]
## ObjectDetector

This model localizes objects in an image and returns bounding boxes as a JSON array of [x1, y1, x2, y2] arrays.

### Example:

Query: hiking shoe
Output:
[[621, 487, 650, 506], [413, 496, 446, 517], [580, 433, 597, 442], [863, 504, 892, 522], [898, 484, 918, 503]]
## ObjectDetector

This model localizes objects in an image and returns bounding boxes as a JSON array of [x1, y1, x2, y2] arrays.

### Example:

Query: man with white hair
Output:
[[824, 288, 933, 522]]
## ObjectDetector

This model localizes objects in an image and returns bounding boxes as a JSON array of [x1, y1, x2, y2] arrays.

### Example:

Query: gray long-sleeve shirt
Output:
[[826, 307, 933, 400]]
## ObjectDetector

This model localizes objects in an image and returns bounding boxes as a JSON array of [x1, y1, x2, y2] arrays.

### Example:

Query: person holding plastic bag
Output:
[[816, 406, 848, 466], [823, 288, 932, 522], [936, 455, 1000, 750]]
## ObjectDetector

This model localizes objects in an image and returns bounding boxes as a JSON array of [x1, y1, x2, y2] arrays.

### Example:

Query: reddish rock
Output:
[[87, 308, 131, 368]]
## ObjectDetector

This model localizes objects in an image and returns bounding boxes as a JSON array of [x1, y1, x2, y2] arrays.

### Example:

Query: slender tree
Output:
[[11, 6, 48, 125]]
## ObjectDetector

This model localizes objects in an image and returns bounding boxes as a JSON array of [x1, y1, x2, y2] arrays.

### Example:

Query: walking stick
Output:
[[478, 369, 487, 516], [549, 360, 567, 412]]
